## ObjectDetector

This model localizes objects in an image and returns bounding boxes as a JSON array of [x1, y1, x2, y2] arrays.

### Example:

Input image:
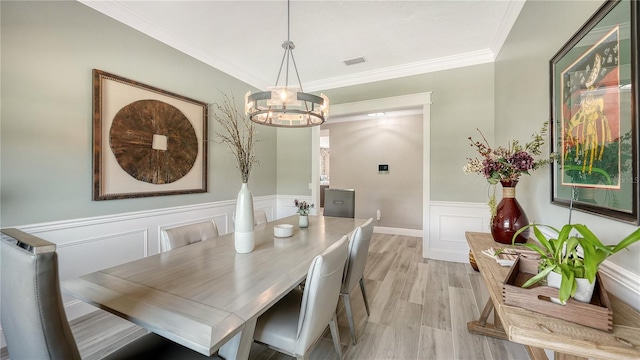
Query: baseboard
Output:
[[373, 226, 423, 237], [422, 249, 469, 263]]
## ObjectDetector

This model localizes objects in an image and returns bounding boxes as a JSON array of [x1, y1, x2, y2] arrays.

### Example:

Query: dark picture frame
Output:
[[550, 0, 639, 224], [93, 69, 208, 200]]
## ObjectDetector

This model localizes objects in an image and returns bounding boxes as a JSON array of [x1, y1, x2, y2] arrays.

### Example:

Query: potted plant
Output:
[[513, 223, 640, 304], [294, 200, 314, 228], [463, 122, 553, 244], [211, 92, 259, 253]]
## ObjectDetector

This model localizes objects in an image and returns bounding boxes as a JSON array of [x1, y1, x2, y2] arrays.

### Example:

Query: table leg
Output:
[[218, 318, 257, 360], [467, 298, 509, 340], [494, 308, 504, 331], [524, 345, 549, 360], [478, 298, 494, 327], [553, 352, 588, 360]]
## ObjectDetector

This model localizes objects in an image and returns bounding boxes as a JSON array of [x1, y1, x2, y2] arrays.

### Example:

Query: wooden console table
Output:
[[465, 232, 640, 360]]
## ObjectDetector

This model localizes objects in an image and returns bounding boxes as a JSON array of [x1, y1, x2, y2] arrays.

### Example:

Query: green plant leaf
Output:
[[554, 224, 573, 258], [564, 236, 579, 262], [515, 223, 640, 302], [521, 265, 556, 288], [578, 238, 598, 283], [612, 227, 640, 254], [520, 243, 548, 257], [557, 264, 576, 304], [513, 223, 557, 253], [573, 224, 614, 256]]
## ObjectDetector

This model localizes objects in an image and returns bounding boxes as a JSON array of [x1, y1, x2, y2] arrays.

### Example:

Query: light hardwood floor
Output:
[[1, 233, 529, 360]]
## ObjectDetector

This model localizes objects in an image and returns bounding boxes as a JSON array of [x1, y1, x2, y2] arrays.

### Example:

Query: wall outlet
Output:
[[376, 209, 381, 221]]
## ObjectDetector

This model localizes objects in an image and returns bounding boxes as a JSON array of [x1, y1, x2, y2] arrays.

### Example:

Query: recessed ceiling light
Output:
[[367, 112, 386, 117]]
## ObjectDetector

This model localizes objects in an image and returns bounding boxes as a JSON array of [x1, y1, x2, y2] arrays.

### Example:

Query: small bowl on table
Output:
[[274, 224, 294, 238]]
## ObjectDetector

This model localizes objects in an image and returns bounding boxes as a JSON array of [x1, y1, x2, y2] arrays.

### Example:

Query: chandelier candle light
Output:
[[244, 0, 329, 127]]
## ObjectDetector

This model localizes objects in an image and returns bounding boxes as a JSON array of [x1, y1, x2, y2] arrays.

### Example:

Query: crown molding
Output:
[[490, 0, 526, 59], [78, 0, 268, 89], [80, 1, 498, 92], [330, 92, 432, 118], [304, 49, 495, 92]]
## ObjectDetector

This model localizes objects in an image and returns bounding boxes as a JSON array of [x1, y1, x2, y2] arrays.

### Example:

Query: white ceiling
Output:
[[79, 0, 525, 92]]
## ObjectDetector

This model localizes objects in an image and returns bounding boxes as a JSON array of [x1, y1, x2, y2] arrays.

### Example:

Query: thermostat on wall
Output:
[[378, 164, 389, 173]]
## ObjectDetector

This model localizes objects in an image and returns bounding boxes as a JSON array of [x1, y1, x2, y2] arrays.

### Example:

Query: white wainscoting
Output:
[[3, 197, 638, 348], [0, 195, 282, 348], [425, 201, 491, 263]]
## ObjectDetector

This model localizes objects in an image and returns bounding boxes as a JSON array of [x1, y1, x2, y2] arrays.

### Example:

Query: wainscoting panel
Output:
[[426, 201, 491, 263], [57, 229, 148, 287], [2, 196, 276, 325]]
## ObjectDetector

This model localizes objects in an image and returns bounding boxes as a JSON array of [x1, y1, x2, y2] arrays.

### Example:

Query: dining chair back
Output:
[[340, 217, 374, 344], [0, 228, 215, 360], [232, 210, 269, 227], [254, 209, 268, 226], [323, 189, 355, 218], [1, 229, 81, 360], [160, 220, 218, 252], [253, 235, 349, 359]]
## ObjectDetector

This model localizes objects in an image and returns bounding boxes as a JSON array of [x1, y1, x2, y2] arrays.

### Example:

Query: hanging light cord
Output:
[[274, 0, 305, 93]]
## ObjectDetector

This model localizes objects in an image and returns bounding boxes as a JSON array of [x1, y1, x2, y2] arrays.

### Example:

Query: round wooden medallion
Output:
[[109, 100, 198, 184]]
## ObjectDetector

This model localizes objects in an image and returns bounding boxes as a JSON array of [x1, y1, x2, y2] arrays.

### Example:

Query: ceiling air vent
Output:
[[343, 57, 366, 66]]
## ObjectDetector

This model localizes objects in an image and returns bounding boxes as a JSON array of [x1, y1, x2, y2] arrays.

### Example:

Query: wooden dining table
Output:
[[63, 215, 366, 359]]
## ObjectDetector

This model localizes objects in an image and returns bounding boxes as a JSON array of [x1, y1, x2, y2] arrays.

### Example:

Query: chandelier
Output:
[[245, 0, 329, 127]]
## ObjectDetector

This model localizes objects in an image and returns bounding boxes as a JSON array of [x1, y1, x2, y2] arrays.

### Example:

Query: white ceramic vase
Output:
[[546, 270, 596, 304], [298, 215, 309, 228], [234, 183, 255, 253]]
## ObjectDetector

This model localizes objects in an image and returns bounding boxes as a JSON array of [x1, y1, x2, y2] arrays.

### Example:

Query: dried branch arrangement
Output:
[[210, 93, 258, 183]]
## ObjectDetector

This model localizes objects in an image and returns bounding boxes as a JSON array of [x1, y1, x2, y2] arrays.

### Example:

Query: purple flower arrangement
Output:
[[294, 199, 314, 216], [464, 122, 552, 184]]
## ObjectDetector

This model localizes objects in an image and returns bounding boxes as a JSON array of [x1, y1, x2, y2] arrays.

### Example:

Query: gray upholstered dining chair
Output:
[[341, 217, 374, 344], [252, 235, 349, 360], [160, 219, 218, 252], [0, 228, 215, 360], [232, 210, 269, 227], [254, 209, 268, 226]]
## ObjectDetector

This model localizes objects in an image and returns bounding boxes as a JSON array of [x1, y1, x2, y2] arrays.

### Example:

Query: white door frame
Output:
[[311, 92, 432, 257]]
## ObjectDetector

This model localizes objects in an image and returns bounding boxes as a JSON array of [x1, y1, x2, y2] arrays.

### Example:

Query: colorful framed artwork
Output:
[[93, 69, 208, 200], [550, 0, 639, 223]]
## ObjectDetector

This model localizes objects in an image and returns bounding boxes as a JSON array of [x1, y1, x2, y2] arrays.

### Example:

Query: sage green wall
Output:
[[0, 1, 277, 227], [324, 115, 423, 229], [322, 63, 495, 203], [495, 0, 640, 274], [276, 127, 313, 195]]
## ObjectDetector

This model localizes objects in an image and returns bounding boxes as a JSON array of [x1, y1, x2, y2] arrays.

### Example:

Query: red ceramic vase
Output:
[[490, 180, 529, 244]]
